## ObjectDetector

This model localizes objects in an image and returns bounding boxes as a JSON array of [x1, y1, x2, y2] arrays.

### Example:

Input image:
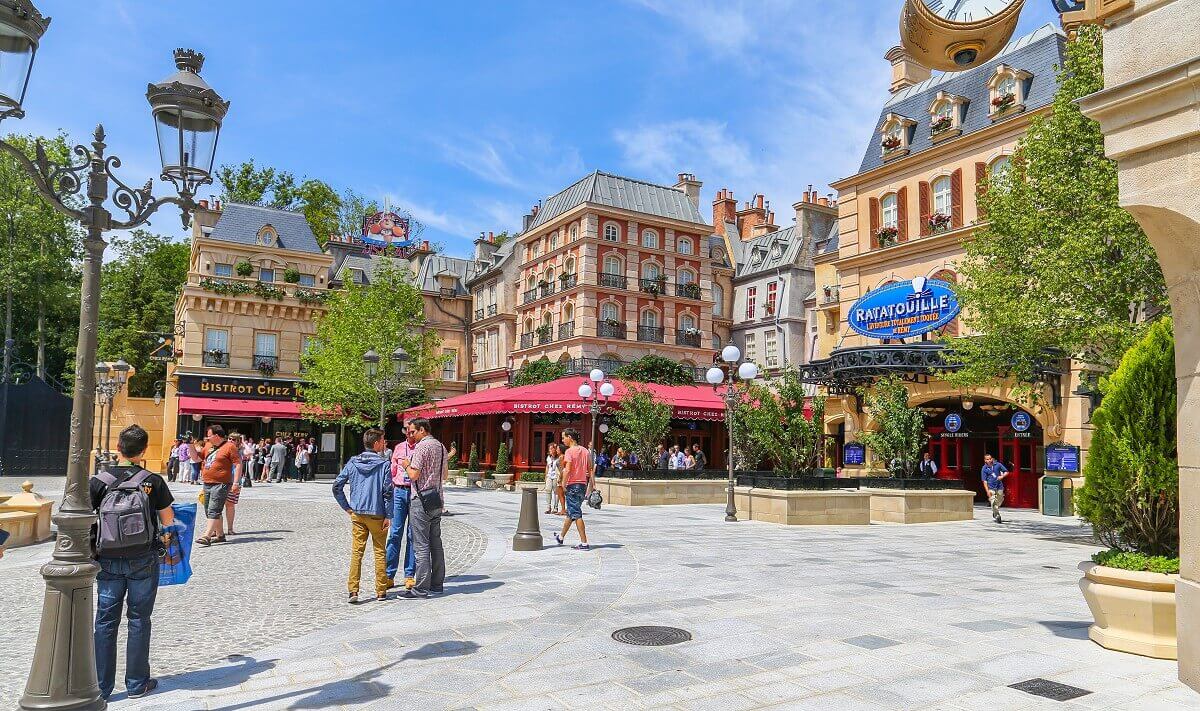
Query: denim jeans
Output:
[[95, 551, 160, 699], [385, 487, 416, 580]]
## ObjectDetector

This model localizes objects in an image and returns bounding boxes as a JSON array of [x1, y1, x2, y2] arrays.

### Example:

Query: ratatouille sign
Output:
[[847, 277, 960, 340]]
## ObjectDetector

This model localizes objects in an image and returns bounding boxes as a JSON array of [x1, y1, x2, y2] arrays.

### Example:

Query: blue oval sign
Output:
[[847, 278, 960, 339], [945, 413, 962, 433], [1011, 411, 1031, 432]]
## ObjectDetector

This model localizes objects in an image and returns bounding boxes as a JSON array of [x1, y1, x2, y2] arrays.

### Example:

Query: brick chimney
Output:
[[712, 188, 737, 236], [474, 231, 499, 262], [674, 172, 702, 209], [736, 194, 769, 242], [885, 45, 930, 94]]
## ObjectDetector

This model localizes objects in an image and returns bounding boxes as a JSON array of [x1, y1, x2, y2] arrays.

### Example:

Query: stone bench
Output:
[[0, 480, 54, 547], [733, 486, 871, 525], [595, 478, 728, 506], [867, 488, 977, 524]]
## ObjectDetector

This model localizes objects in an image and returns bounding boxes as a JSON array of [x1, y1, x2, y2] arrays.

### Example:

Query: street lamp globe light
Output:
[[721, 343, 741, 364], [705, 366, 724, 386], [0, 1, 49, 120], [578, 383, 592, 399], [391, 344, 410, 376], [146, 49, 229, 199], [738, 362, 759, 381], [94, 361, 109, 382], [599, 381, 615, 398], [112, 358, 130, 385], [589, 368, 604, 383], [362, 349, 380, 380]]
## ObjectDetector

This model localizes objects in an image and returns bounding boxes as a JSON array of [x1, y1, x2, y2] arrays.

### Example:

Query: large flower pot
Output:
[[1078, 561, 1178, 659]]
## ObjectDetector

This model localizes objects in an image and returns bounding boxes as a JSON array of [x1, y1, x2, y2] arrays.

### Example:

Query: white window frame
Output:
[[641, 261, 661, 280], [641, 228, 659, 249], [881, 193, 898, 229], [204, 328, 229, 353], [744, 332, 757, 363], [603, 223, 619, 242], [259, 268, 276, 282], [442, 350, 457, 380], [712, 283, 724, 317], [254, 331, 278, 357], [679, 313, 696, 330], [603, 254, 622, 275], [601, 302, 620, 322], [678, 237, 694, 255], [639, 308, 660, 327], [678, 267, 696, 285], [932, 176, 952, 216], [214, 263, 233, 277], [765, 331, 779, 368], [298, 274, 315, 287]]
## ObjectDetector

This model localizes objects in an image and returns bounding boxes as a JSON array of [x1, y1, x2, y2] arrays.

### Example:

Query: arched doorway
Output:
[[923, 397, 1042, 508]]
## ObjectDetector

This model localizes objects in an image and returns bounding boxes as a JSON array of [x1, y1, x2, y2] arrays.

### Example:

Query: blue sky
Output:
[[24, 1, 1058, 257]]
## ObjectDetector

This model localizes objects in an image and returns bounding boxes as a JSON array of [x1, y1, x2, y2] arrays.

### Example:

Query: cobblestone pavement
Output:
[[48, 486, 1184, 711], [0, 477, 486, 706]]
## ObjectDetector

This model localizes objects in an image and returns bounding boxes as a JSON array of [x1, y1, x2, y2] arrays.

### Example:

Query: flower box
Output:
[[991, 93, 1016, 113], [927, 213, 952, 233], [881, 135, 901, 151], [875, 226, 899, 247], [930, 116, 953, 134]]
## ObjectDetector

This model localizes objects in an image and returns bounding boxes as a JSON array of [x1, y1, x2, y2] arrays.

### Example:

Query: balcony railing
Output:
[[598, 322, 626, 340], [598, 272, 627, 290], [520, 332, 535, 349], [522, 288, 538, 304], [558, 321, 575, 339], [820, 287, 840, 306], [253, 354, 278, 374], [538, 330, 553, 345], [637, 325, 665, 343], [487, 303, 497, 316], [538, 282, 556, 299], [202, 350, 229, 368], [675, 282, 703, 299], [474, 308, 484, 321], [639, 277, 667, 296], [675, 329, 702, 347], [558, 274, 577, 290]]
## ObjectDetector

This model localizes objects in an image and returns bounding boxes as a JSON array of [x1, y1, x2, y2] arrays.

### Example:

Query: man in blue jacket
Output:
[[333, 428, 393, 603]]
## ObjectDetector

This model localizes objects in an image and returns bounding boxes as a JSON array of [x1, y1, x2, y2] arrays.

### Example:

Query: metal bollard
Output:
[[512, 487, 543, 551]]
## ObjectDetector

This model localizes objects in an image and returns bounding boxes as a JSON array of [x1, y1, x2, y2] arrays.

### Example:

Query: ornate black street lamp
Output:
[[7, 2, 230, 708], [577, 368, 614, 454], [93, 359, 130, 461], [363, 345, 411, 429], [707, 343, 758, 522]]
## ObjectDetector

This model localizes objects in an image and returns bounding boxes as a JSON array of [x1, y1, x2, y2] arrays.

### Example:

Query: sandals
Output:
[[195, 535, 227, 547]]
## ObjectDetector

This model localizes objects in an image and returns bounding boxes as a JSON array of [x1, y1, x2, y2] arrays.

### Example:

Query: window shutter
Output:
[[975, 162, 988, 219], [918, 181, 931, 236], [951, 168, 963, 228], [868, 197, 880, 249], [897, 186, 909, 242]]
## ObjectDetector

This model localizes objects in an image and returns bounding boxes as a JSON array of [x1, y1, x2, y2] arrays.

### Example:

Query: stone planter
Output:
[[1078, 561, 1178, 659], [467, 470, 483, 487]]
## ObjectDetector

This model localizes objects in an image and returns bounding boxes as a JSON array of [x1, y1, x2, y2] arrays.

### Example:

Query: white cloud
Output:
[[630, 0, 760, 55], [433, 130, 585, 195], [614, 119, 752, 183]]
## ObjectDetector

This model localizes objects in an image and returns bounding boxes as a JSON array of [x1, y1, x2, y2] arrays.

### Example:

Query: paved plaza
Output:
[[1, 479, 1195, 710]]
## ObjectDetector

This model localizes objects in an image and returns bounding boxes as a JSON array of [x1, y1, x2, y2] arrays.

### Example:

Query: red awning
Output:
[[177, 396, 303, 419], [402, 379, 728, 421]]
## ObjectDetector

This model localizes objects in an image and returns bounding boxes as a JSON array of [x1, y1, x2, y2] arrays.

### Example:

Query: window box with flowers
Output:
[[930, 116, 953, 135], [991, 92, 1017, 115], [682, 281, 701, 299], [200, 277, 252, 297], [875, 226, 899, 248], [927, 213, 952, 234], [294, 288, 329, 306], [253, 281, 286, 300], [881, 135, 901, 152], [603, 317, 622, 328]]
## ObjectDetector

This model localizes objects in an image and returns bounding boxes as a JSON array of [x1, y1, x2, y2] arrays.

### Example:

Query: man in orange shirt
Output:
[[191, 424, 239, 546], [554, 427, 594, 550]]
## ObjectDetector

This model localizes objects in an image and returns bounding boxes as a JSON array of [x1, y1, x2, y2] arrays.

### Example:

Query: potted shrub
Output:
[[466, 443, 483, 486], [235, 261, 253, 278], [1075, 319, 1179, 659], [283, 267, 302, 284], [493, 443, 513, 488]]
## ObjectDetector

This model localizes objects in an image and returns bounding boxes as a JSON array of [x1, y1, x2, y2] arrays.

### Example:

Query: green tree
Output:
[[511, 357, 567, 386], [495, 442, 511, 478], [492, 231, 511, 248], [216, 159, 342, 246], [300, 259, 442, 428], [856, 376, 927, 477], [0, 132, 82, 386], [734, 370, 825, 475], [468, 442, 481, 472], [947, 26, 1166, 399], [97, 230, 190, 397], [1075, 319, 1177, 557], [615, 354, 694, 385], [606, 386, 672, 468], [337, 188, 379, 238]]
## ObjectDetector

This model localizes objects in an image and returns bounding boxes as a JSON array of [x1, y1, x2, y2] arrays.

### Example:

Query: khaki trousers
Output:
[[349, 513, 389, 596], [989, 489, 1005, 519]]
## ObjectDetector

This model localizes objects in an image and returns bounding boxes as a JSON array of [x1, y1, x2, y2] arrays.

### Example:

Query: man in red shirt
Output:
[[554, 427, 593, 550], [191, 424, 239, 546]]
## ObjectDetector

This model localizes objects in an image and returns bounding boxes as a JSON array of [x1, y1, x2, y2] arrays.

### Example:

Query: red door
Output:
[[927, 430, 984, 500], [997, 427, 1039, 508]]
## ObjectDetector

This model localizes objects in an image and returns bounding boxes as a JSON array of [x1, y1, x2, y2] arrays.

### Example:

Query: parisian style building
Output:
[[807, 25, 1093, 509]]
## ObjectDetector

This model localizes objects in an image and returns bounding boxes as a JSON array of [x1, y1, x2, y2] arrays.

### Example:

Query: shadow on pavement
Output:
[[133, 654, 278, 704], [216, 536, 285, 545], [1038, 620, 1092, 640], [450, 580, 504, 595]]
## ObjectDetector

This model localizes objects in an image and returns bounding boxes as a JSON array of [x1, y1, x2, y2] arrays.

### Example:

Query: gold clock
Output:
[[900, 0, 1026, 72]]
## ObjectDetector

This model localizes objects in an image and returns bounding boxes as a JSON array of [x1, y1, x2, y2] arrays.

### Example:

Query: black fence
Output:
[[605, 468, 734, 480], [0, 375, 71, 478], [857, 477, 965, 491], [737, 474, 860, 490]]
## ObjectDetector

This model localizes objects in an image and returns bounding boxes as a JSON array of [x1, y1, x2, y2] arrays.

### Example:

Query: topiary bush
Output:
[[235, 261, 253, 277], [468, 442, 480, 472], [495, 443, 511, 478], [283, 267, 302, 283], [1075, 318, 1178, 557]]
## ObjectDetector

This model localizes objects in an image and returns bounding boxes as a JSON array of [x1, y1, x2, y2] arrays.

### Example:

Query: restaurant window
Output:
[[746, 287, 756, 319], [765, 331, 779, 367], [603, 223, 619, 242], [259, 268, 275, 283], [205, 328, 229, 353], [298, 274, 315, 287], [712, 283, 724, 317], [255, 332, 278, 357], [214, 263, 233, 277], [766, 281, 778, 315], [744, 333, 757, 363], [442, 349, 457, 380], [641, 229, 659, 249]]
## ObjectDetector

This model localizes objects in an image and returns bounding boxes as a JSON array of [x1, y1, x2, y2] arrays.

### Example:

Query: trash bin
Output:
[[1042, 476, 1074, 516]]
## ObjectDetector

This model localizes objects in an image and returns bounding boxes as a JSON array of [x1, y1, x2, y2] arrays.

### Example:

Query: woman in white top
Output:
[[544, 443, 562, 514]]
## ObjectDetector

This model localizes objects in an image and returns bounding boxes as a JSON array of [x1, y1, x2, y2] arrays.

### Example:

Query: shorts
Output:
[[202, 483, 229, 519], [564, 483, 586, 521]]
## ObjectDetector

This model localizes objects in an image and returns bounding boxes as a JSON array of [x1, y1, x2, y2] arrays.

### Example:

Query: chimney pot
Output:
[[198, 199, 209, 209], [885, 45, 931, 94], [818, 197, 829, 207]]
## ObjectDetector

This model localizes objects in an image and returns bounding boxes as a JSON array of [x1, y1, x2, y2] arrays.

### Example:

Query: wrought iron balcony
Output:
[[538, 329, 553, 345], [558, 274, 577, 290], [538, 282, 556, 298], [558, 321, 575, 339], [675, 329, 701, 347], [637, 325, 665, 343], [519, 332, 535, 349], [639, 277, 667, 296], [675, 282, 703, 299], [474, 308, 484, 321], [522, 288, 538, 304], [202, 350, 229, 368], [487, 303, 497, 316], [253, 354, 278, 375], [598, 322, 626, 340], [598, 272, 627, 290]]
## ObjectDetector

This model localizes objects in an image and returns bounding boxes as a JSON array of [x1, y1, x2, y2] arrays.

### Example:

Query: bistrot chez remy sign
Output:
[[177, 374, 301, 401], [847, 277, 960, 340]]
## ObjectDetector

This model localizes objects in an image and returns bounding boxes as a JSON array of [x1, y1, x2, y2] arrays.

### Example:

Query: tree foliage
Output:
[[468, 442, 481, 472], [511, 357, 566, 387], [946, 26, 1166, 399], [606, 386, 672, 467], [615, 354, 694, 385], [97, 230, 190, 397], [856, 376, 927, 477], [1075, 319, 1177, 557], [495, 442, 511, 478], [216, 159, 341, 246], [300, 259, 442, 428], [0, 132, 82, 386], [733, 370, 825, 475]]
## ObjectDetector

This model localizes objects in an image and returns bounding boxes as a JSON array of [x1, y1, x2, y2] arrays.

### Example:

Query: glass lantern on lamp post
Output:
[[363, 346, 412, 429], [707, 343, 759, 522], [9, 4, 230, 706], [578, 368, 615, 457]]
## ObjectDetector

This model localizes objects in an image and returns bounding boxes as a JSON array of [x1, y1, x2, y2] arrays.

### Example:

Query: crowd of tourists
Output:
[[165, 433, 317, 485]]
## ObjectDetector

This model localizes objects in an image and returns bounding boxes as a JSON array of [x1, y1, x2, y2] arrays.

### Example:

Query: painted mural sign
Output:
[[360, 210, 414, 251], [847, 277, 960, 339]]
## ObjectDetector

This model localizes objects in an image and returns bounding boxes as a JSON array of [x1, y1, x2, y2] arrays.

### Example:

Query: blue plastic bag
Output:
[[158, 502, 196, 586]]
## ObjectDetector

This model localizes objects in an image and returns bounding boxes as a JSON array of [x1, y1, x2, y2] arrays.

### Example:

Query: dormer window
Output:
[[879, 113, 916, 159], [256, 225, 278, 247], [988, 64, 1032, 119], [750, 248, 765, 266], [928, 91, 968, 142], [770, 241, 785, 259]]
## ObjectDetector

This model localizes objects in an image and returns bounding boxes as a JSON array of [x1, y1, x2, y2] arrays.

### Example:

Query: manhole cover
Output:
[[1010, 678, 1091, 701], [612, 626, 692, 646]]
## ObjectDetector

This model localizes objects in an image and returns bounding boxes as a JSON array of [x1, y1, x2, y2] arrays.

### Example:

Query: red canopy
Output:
[[402, 378, 728, 421], [178, 396, 303, 419]]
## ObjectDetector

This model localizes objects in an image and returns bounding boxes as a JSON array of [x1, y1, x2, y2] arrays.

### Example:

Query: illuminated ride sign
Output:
[[847, 277, 960, 340]]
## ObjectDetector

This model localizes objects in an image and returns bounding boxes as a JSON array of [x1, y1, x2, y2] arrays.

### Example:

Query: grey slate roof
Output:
[[527, 171, 708, 231], [417, 254, 479, 296], [208, 202, 323, 254], [813, 221, 839, 256], [734, 225, 809, 280], [857, 24, 1066, 174]]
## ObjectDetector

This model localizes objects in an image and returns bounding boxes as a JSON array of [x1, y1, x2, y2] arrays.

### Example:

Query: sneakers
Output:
[[386, 578, 396, 589], [996, 514, 1003, 524], [573, 543, 590, 551], [348, 592, 360, 604], [400, 589, 428, 599], [554, 533, 563, 546], [128, 679, 158, 699], [376, 593, 388, 602]]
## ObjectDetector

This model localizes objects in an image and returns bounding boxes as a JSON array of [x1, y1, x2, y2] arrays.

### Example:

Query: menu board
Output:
[[1046, 444, 1080, 473], [844, 442, 866, 466]]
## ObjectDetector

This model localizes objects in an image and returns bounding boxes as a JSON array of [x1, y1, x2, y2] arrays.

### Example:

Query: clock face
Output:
[[922, 0, 1017, 23]]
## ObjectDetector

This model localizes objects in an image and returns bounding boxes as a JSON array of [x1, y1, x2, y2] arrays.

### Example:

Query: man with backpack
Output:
[[90, 424, 175, 700]]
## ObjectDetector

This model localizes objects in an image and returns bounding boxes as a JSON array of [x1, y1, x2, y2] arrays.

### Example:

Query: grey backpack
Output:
[[94, 468, 156, 558]]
